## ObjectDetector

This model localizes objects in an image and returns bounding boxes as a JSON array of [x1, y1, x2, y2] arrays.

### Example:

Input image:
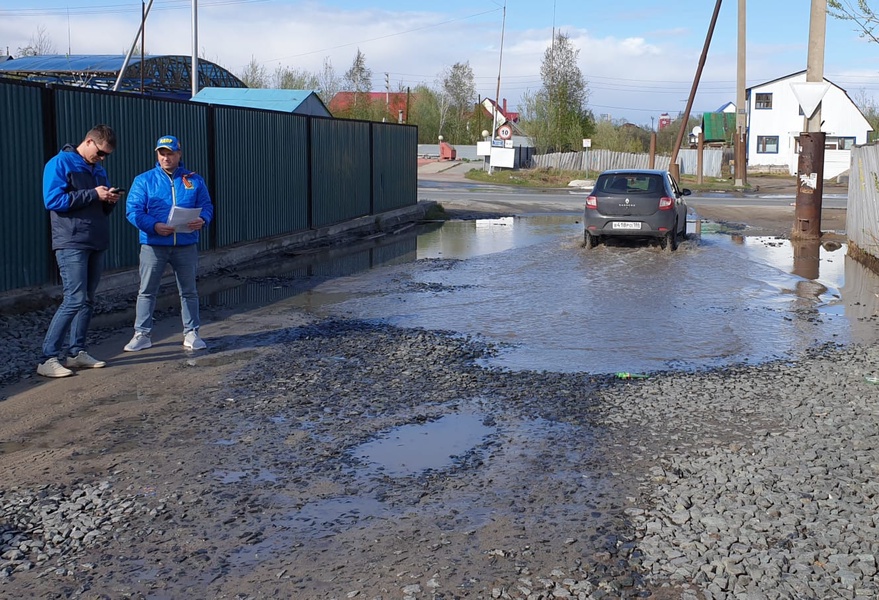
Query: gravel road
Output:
[[2, 188, 877, 599]]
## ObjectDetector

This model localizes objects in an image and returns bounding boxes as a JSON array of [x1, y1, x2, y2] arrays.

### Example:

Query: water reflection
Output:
[[791, 239, 821, 280], [202, 215, 879, 374]]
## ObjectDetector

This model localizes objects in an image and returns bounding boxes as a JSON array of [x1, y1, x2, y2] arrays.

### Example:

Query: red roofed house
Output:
[[481, 97, 519, 136]]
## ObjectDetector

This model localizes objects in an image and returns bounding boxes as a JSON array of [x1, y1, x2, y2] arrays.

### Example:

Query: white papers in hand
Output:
[[167, 206, 202, 233]]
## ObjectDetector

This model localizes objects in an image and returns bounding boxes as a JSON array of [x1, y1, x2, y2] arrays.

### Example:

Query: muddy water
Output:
[[251, 215, 879, 375]]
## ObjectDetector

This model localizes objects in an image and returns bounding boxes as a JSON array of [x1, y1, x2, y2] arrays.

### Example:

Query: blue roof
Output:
[[191, 87, 331, 116], [0, 55, 139, 72]]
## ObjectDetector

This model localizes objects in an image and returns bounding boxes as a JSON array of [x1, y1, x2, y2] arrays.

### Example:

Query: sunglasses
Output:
[[91, 138, 112, 158]]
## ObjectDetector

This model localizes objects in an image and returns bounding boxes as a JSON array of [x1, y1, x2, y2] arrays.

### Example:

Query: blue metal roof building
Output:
[[191, 87, 332, 117], [0, 54, 245, 99]]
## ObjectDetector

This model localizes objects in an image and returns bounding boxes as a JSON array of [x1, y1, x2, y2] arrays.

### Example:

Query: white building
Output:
[[747, 71, 873, 179]]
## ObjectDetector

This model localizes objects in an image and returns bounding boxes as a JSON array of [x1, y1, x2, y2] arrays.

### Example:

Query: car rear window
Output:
[[596, 174, 664, 194]]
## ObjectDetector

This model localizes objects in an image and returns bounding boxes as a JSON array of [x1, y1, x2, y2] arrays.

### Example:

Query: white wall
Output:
[[747, 72, 872, 178]]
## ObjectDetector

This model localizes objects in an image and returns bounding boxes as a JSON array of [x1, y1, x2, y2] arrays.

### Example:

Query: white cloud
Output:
[[1, 0, 876, 124]]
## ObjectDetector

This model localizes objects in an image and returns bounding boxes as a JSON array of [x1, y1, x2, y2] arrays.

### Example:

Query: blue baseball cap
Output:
[[155, 135, 180, 152]]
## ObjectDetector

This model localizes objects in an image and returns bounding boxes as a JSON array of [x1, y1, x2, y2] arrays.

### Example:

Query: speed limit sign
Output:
[[497, 124, 513, 140]]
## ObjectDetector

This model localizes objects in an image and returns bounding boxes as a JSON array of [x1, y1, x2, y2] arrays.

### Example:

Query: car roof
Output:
[[598, 169, 669, 176]]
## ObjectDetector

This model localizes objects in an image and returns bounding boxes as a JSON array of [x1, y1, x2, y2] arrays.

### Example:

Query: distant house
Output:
[[191, 87, 331, 117], [481, 97, 520, 134], [328, 91, 408, 122], [746, 71, 873, 178], [702, 104, 737, 145]]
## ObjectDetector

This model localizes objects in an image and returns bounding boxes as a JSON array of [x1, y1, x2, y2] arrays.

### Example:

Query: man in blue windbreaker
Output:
[[38, 124, 124, 378], [123, 135, 214, 352]]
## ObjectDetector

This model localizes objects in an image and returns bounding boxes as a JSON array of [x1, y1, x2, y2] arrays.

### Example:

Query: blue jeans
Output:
[[134, 244, 201, 335], [42, 248, 105, 360]]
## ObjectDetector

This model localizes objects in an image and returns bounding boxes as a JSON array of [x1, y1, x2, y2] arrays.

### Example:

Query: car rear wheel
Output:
[[663, 227, 678, 252], [584, 231, 598, 249]]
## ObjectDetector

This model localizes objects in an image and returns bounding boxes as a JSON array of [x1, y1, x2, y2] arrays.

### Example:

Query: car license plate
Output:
[[612, 221, 641, 230]]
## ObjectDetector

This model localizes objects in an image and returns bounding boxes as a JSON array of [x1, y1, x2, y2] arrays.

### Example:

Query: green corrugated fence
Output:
[[0, 78, 417, 294]]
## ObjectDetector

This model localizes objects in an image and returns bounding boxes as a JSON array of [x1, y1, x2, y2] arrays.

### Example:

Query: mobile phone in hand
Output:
[[110, 188, 126, 194]]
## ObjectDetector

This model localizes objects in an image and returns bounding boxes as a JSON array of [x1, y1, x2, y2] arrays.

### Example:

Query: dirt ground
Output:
[[0, 175, 851, 598]]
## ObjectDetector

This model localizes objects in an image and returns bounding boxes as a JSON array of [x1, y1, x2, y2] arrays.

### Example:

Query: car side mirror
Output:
[[681, 189, 692, 196]]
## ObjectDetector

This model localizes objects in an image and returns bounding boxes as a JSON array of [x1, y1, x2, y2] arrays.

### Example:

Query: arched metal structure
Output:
[[0, 55, 246, 99]]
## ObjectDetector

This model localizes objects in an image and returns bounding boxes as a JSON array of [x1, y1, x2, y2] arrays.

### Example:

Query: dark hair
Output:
[[85, 124, 117, 149]]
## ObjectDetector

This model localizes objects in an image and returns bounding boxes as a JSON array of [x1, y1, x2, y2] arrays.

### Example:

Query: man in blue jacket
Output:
[[123, 135, 214, 352], [38, 124, 124, 378]]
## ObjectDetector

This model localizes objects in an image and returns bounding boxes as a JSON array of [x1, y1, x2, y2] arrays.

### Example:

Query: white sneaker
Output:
[[183, 331, 206, 350], [66, 351, 106, 369], [124, 332, 152, 352], [37, 357, 74, 378]]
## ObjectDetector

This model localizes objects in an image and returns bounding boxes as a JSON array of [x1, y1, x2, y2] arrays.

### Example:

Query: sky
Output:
[[1, 0, 878, 126]]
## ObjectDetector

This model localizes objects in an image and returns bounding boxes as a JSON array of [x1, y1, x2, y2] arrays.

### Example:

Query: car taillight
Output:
[[659, 196, 674, 210], [586, 195, 597, 209]]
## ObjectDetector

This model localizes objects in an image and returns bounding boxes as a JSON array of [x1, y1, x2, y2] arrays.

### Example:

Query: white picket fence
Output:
[[531, 148, 725, 178]]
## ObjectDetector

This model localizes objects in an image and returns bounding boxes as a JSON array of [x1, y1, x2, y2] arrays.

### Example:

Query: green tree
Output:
[[274, 66, 319, 90], [591, 120, 651, 153], [341, 48, 374, 119], [408, 85, 442, 143], [237, 56, 270, 88], [828, 1, 879, 43], [520, 32, 593, 153], [438, 62, 477, 144]]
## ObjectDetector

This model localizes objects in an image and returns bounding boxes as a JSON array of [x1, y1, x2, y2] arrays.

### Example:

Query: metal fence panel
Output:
[[0, 78, 416, 299], [213, 107, 309, 246], [311, 118, 371, 227], [848, 144, 879, 254], [532, 150, 673, 172], [678, 149, 723, 178], [54, 88, 211, 271], [0, 81, 50, 292], [372, 123, 417, 213]]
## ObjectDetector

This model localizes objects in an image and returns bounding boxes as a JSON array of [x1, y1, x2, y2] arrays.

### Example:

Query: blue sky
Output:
[[1, 0, 877, 125]]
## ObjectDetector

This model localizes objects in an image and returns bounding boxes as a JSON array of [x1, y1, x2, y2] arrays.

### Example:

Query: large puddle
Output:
[[205, 215, 879, 375]]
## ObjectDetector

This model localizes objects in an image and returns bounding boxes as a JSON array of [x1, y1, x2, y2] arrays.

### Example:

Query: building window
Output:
[[837, 137, 857, 150], [757, 136, 779, 153], [755, 93, 773, 109]]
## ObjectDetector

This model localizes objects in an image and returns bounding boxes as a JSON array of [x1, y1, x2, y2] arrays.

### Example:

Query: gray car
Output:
[[584, 169, 691, 251]]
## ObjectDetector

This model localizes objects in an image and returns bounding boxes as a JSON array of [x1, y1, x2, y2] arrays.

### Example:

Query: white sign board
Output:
[[476, 140, 491, 157], [582, 138, 592, 148], [489, 147, 516, 169]]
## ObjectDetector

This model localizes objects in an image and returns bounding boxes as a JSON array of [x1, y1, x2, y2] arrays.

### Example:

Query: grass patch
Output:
[[465, 167, 592, 188], [464, 166, 756, 192]]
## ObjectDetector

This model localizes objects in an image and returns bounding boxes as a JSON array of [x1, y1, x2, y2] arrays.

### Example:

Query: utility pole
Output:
[[191, 0, 198, 97], [793, 0, 827, 239], [734, 0, 746, 187], [670, 0, 723, 181]]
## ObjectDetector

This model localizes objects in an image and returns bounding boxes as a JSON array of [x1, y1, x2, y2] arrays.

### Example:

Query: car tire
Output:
[[584, 231, 598, 249], [664, 227, 678, 252]]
